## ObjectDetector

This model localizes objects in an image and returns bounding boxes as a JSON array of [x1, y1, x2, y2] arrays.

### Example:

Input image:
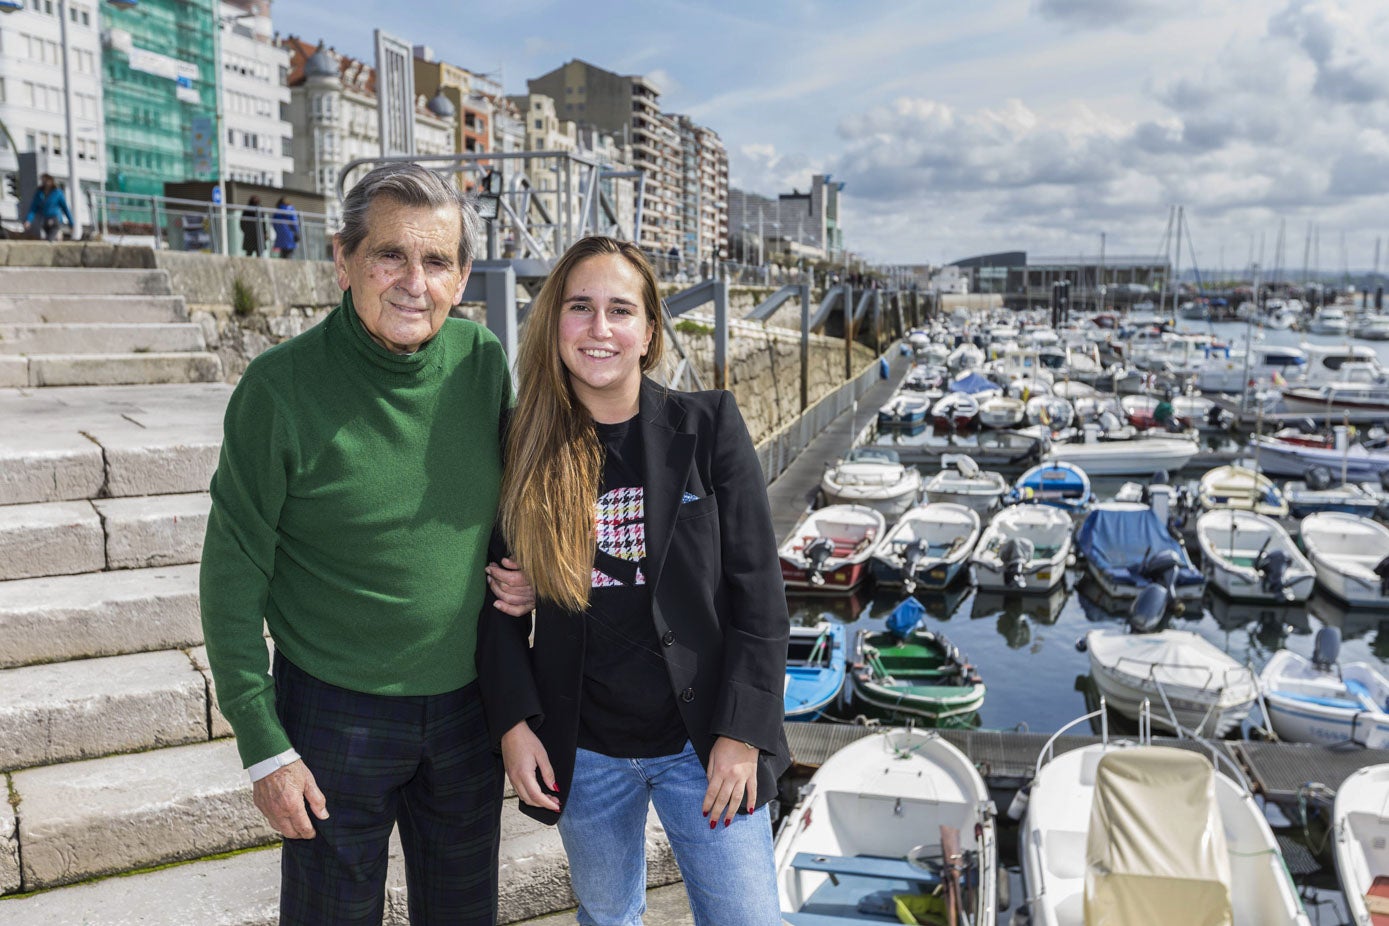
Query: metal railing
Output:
[[88, 190, 334, 261]]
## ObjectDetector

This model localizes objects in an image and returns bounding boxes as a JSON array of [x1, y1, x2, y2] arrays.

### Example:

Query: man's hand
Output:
[[252, 759, 329, 839], [501, 721, 560, 813], [487, 557, 536, 616], [703, 736, 759, 828]]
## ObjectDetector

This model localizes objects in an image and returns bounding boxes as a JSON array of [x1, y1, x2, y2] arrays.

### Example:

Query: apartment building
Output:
[[672, 114, 727, 272], [219, 0, 292, 187], [412, 46, 494, 162]]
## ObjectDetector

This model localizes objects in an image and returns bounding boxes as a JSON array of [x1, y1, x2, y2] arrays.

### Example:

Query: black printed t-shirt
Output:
[[577, 417, 687, 759]]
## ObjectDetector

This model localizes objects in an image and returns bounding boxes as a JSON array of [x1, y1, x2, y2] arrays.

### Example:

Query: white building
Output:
[[929, 265, 970, 295], [282, 37, 455, 226], [0, 0, 106, 228], [218, 1, 292, 187]]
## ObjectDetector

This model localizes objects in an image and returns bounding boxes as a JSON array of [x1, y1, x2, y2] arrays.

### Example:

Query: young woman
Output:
[[477, 236, 789, 925]]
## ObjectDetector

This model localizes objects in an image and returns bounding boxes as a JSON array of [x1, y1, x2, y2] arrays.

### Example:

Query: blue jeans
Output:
[[556, 741, 780, 926]]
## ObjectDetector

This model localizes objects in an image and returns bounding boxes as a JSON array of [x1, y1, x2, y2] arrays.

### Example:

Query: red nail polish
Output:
[[709, 819, 716, 830], [723, 818, 731, 828]]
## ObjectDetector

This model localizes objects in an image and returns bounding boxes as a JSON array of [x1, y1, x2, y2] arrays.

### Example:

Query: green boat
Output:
[[850, 599, 985, 723]]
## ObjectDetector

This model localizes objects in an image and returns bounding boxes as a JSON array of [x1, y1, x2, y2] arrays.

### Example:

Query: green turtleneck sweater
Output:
[[200, 292, 512, 767]]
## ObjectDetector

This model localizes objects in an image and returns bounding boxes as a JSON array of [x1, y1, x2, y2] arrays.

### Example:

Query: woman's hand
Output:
[[702, 736, 759, 828], [487, 557, 536, 616], [501, 720, 560, 812]]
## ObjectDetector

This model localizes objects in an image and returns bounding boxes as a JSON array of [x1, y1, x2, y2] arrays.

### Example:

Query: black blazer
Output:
[[476, 378, 792, 825]]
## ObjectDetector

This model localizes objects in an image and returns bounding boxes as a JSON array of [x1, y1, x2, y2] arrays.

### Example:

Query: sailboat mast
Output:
[[1172, 206, 1184, 321]]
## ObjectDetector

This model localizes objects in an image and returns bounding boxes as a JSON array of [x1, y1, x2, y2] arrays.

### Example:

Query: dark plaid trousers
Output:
[[273, 652, 504, 925]]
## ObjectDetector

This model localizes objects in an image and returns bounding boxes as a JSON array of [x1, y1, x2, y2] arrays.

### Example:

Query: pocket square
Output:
[[681, 492, 700, 504]]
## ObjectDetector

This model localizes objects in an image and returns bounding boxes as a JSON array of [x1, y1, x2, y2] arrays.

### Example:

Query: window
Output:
[[282, 136, 292, 156]]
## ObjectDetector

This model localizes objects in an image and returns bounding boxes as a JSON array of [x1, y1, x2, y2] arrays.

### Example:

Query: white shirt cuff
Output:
[[246, 748, 301, 782]]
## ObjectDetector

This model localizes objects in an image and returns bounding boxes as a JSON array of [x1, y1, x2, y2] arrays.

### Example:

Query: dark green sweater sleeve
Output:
[[201, 373, 295, 767]]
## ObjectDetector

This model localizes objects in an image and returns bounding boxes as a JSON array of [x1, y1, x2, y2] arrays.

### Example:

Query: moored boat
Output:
[[1013, 460, 1092, 512], [868, 503, 980, 592], [1260, 629, 1389, 749], [979, 394, 1026, 429], [1019, 714, 1309, 926], [779, 504, 885, 593], [819, 448, 922, 520], [876, 393, 930, 429], [1195, 509, 1315, 602], [1299, 512, 1389, 606], [848, 598, 985, 722], [970, 504, 1073, 593], [1334, 763, 1389, 926], [1085, 628, 1257, 736], [1198, 464, 1290, 518], [775, 727, 998, 926], [1075, 502, 1204, 604], [784, 621, 848, 720], [1045, 433, 1198, 476], [921, 453, 1010, 514]]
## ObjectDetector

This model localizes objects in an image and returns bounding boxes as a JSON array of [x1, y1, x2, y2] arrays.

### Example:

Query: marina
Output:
[[768, 308, 1389, 924]]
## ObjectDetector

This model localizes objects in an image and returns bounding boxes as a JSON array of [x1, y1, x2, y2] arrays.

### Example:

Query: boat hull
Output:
[[780, 558, 871, 594], [1046, 437, 1197, 476]]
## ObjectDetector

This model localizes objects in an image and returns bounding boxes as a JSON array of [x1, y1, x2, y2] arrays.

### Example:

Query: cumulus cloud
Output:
[[815, 0, 1389, 265]]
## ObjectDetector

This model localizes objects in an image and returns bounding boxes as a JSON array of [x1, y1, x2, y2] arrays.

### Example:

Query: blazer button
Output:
[[662, 631, 676, 646], [680, 687, 695, 702]]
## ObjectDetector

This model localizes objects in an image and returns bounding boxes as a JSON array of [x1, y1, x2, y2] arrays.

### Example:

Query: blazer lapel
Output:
[[639, 379, 693, 593]]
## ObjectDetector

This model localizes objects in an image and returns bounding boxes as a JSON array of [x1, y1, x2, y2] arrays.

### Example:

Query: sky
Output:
[[272, 0, 1389, 275]]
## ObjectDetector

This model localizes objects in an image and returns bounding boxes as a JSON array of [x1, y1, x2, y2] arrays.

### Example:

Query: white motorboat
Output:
[[1195, 510, 1315, 602], [1025, 394, 1075, 431], [1260, 635, 1389, 749], [1198, 464, 1290, 518], [1334, 764, 1389, 926], [921, 453, 1009, 514], [978, 394, 1026, 429], [1299, 512, 1389, 606], [1020, 715, 1309, 926], [930, 391, 981, 431], [1045, 433, 1198, 476], [819, 448, 922, 520], [779, 505, 885, 594], [1250, 429, 1389, 481], [1281, 382, 1389, 425], [775, 727, 998, 926], [1355, 314, 1389, 341], [1085, 628, 1258, 736], [1309, 305, 1351, 335], [970, 504, 1072, 592], [1194, 344, 1306, 394], [868, 503, 980, 592]]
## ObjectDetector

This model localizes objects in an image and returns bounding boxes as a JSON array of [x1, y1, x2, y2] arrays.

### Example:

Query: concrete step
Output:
[[0, 268, 171, 296], [0, 500, 104, 582], [0, 649, 208, 772], [10, 739, 270, 891], [0, 565, 202, 669], [92, 492, 210, 571], [26, 351, 224, 387], [0, 294, 189, 324], [0, 323, 206, 356], [0, 790, 677, 922], [0, 382, 230, 505]]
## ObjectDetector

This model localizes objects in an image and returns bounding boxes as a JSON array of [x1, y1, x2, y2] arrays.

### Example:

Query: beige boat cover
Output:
[[1083, 746, 1232, 926]]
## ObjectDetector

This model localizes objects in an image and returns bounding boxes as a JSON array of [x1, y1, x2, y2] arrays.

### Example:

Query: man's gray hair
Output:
[[338, 163, 482, 268]]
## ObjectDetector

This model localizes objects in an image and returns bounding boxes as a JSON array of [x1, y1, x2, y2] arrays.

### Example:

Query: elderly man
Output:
[[201, 163, 532, 925]]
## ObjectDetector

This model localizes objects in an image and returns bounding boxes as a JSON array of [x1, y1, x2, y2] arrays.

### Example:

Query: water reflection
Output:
[[971, 585, 1070, 650], [1306, 590, 1389, 658]]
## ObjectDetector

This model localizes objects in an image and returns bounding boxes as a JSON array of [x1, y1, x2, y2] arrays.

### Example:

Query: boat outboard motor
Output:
[[1305, 466, 1334, 491], [1312, 626, 1342, 674], [1000, 537, 1035, 590], [803, 537, 835, 587], [1097, 410, 1123, 434], [899, 538, 930, 594], [1128, 584, 1169, 633], [1255, 546, 1294, 601], [1379, 468, 1389, 492], [1376, 554, 1389, 598], [1137, 547, 1185, 617]]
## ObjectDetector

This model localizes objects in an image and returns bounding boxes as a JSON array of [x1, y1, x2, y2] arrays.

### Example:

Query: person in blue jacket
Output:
[[25, 174, 74, 241], [272, 197, 300, 259]]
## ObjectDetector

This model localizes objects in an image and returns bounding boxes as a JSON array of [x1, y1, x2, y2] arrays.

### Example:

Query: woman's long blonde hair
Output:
[[499, 236, 666, 611]]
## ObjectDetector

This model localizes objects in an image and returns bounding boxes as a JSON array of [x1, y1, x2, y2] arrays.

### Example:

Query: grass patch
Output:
[[675, 318, 714, 337], [231, 277, 258, 317]]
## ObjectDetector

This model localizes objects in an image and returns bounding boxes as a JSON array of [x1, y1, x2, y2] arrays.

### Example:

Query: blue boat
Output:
[[877, 393, 930, 428], [1012, 461, 1093, 513], [1075, 502, 1205, 605], [784, 620, 848, 720]]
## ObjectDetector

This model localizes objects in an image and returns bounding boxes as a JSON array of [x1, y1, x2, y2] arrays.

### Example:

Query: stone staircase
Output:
[[0, 268, 680, 923], [0, 268, 222, 388]]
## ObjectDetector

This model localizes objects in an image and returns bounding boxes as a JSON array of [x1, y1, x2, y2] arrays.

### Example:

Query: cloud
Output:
[[1269, 0, 1389, 103], [1030, 0, 1168, 30]]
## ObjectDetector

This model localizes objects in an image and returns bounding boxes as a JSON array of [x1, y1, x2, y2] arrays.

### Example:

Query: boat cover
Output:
[[1084, 747, 1232, 926], [885, 596, 927, 637], [1075, 505, 1203, 589], [950, 371, 999, 395]]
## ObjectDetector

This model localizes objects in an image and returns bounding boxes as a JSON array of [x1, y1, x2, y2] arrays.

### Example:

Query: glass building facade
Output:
[[101, 0, 218, 197]]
